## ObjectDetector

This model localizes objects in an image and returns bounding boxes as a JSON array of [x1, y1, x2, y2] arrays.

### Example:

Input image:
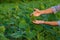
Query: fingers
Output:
[[30, 13, 33, 16], [30, 12, 35, 16], [32, 20, 36, 23], [30, 8, 40, 16], [32, 20, 44, 24], [32, 20, 40, 24], [30, 11, 36, 16], [34, 8, 40, 12]]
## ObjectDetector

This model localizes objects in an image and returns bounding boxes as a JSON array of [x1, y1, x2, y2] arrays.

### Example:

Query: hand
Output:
[[32, 20, 45, 24], [31, 8, 43, 16]]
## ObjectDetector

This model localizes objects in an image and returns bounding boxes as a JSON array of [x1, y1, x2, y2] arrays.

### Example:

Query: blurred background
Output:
[[0, 0, 60, 40]]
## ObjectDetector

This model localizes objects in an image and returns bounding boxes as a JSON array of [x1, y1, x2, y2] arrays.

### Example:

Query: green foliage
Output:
[[0, 33, 9, 40], [0, 26, 5, 33], [0, 0, 60, 40]]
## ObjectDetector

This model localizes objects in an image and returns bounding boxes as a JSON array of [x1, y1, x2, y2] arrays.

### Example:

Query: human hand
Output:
[[31, 8, 43, 16], [32, 20, 45, 24]]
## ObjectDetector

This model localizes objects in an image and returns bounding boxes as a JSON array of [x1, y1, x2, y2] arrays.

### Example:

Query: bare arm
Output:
[[32, 5, 60, 26], [33, 20, 60, 26], [32, 5, 60, 16], [43, 21, 58, 26], [42, 5, 60, 15], [41, 8, 54, 14], [31, 8, 53, 16]]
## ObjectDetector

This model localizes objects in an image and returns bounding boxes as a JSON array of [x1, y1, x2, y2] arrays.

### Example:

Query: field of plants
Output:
[[0, 0, 60, 40]]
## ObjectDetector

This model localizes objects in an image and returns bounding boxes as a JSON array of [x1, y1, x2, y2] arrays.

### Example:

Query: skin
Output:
[[31, 8, 58, 26]]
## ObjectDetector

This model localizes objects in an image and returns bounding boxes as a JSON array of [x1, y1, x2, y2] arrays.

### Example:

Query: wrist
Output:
[[43, 21, 48, 24], [41, 10, 46, 14], [41, 8, 53, 14]]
